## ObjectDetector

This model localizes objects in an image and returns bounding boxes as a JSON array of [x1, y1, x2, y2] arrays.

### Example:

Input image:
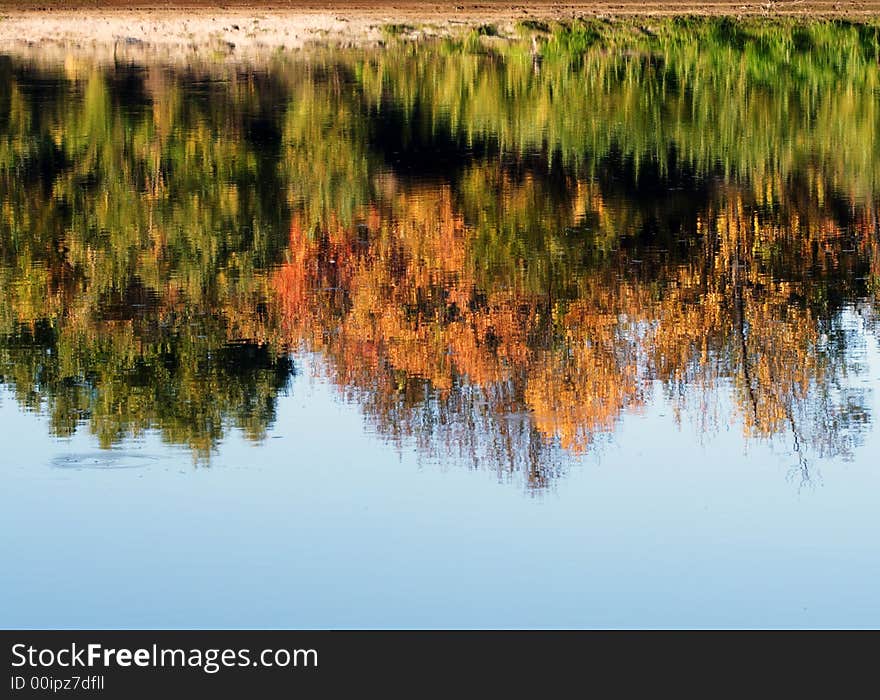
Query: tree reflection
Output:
[[274, 173, 873, 483], [0, 19, 878, 482]]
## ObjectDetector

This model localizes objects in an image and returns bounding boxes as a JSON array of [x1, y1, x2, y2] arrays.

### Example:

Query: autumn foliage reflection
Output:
[[1, 20, 878, 482], [271, 170, 873, 482]]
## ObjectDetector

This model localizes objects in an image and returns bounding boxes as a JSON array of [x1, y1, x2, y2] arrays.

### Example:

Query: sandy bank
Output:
[[0, 3, 877, 64]]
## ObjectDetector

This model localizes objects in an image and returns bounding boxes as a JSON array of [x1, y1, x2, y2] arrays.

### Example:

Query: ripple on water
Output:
[[50, 452, 161, 471]]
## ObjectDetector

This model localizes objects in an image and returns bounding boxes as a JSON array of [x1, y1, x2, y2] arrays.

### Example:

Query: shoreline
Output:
[[1, 4, 879, 64]]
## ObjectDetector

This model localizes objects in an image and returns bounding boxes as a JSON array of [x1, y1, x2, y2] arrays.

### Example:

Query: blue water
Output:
[[4, 344, 879, 629], [3, 32, 880, 629]]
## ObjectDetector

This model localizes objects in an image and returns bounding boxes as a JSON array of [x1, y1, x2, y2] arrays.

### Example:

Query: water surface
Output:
[[2, 19, 880, 627]]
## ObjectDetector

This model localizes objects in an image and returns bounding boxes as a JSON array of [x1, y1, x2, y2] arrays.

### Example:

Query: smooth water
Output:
[[2, 20, 880, 627]]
